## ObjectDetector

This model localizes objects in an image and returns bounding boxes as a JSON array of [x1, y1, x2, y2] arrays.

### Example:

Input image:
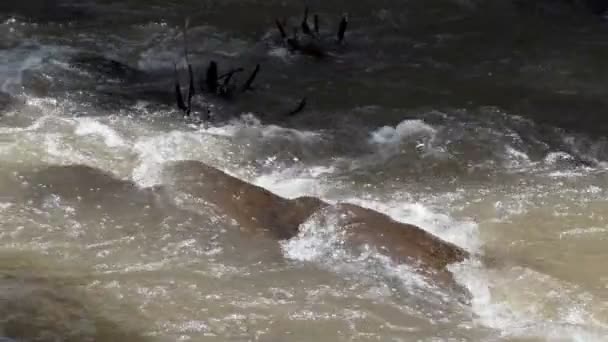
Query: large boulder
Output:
[[163, 161, 469, 282]]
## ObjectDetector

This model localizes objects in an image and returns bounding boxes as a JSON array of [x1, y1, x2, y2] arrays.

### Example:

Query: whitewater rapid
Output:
[[3, 90, 608, 340]]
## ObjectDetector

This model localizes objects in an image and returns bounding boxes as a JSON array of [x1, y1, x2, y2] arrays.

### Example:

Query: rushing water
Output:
[[2, 1, 608, 341]]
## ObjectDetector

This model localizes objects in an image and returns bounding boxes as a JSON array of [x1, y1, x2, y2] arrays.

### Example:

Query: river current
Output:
[[1, 1, 608, 341]]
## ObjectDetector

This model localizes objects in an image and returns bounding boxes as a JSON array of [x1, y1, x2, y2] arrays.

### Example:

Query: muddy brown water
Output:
[[2, 0, 608, 340]]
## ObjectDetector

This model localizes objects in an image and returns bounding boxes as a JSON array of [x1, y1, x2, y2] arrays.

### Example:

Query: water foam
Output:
[[504, 145, 532, 169], [253, 165, 334, 199], [369, 119, 436, 146], [451, 260, 608, 341], [559, 227, 608, 239], [131, 129, 233, 187], [74, 117, 129, 148], [0, 114, 56, 134], [202, 114, 322, 142], [368, 119, 439, 160], [281, 208, 448, 303]]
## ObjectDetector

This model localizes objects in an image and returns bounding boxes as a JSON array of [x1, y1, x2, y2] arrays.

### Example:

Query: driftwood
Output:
[[172, 19, 307, 119], [275, 7, 349, 58], [172, 18, 264, 117]]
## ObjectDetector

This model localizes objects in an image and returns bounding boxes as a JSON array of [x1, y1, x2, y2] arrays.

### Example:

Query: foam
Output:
[[504, 145, 532, 168], [253, 165, 334, 199], [559, 227, 608, 239], [369, 119, 436, 146], [544, 151, 575, 164], [131, 129, 232, 187], [0, 115, 56, 134], [74, 117, 129, 148], [202, 113, 322, 142], [368, 119, 439, 161], [280, 208, 448, 304], [451, 260, 608, 341], [343, 197, 480, 252]]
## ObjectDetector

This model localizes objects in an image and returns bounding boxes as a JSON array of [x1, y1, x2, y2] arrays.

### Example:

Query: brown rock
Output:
[[331, 203, 468, 288], [163, 160, 326, 240], [163, 161, 469, 280]]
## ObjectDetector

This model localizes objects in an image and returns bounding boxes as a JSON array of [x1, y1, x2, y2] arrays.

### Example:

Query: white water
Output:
[[3, 94, 608, 340]]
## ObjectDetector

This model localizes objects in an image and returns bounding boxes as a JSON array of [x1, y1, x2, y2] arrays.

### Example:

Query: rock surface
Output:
[[163, 160, 469, 279], [16, 161, 469, 291]]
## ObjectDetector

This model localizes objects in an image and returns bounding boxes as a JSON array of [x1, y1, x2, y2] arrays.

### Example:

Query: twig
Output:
[[337, 14, 348, 44], [286, 97, 307, 116], [241, 64, 260, 92]]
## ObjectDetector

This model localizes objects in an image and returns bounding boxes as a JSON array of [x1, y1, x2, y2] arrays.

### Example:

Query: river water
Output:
[[1, 0, 608, 341]]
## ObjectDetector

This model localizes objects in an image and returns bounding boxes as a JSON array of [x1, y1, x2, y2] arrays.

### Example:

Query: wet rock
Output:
[[163, 160, 469, 283], [335, 203, 468, 280], [163, 161, 326, 240]]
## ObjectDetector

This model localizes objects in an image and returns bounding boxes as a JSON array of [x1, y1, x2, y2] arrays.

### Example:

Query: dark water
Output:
[[2, 0, 608, 341]]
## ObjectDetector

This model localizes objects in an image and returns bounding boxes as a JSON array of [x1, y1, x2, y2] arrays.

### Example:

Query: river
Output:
[[1, 0, 608, 341]]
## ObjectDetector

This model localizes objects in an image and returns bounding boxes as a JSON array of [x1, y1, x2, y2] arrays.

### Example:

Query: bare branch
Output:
[[241, 64, 260, 92], [337, 14, 348, 44], [286, 97, 307, 116]]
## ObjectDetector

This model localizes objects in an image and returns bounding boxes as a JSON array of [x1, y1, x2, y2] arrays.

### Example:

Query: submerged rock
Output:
[[0, 261, 149, 342], [69, 54, 147, 82]]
